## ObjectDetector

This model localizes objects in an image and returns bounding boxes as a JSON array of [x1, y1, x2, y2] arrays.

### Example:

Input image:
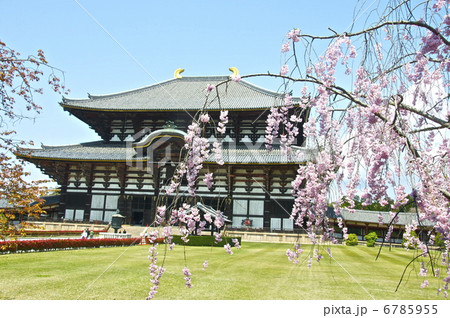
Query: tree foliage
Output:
[[341, 195, 416, 211], [0, 40, 67, 242]]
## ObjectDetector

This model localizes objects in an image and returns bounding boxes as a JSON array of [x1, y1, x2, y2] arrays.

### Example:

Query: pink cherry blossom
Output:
[[217, 110, 228, 134], [199, 113, 210, 123], [183, 267, 193, 288], [232, 238, 241, 249], [224, 243, 233, 255], [280, 64, 289, 76], [230, 74, 241, 82], [203, 172, 214, 189], [205, 84, 215, 92], [287, 28, 300, 42]]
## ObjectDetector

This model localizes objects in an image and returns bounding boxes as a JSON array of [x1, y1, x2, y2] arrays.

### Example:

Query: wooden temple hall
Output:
[[17, 70, 315, 232]]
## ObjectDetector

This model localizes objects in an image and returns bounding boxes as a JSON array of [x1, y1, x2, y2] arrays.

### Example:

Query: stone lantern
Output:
[[111, 212, 125, 233]]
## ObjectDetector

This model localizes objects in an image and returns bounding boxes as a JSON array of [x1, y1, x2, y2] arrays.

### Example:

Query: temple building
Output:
[[17, 70, 315, 231]]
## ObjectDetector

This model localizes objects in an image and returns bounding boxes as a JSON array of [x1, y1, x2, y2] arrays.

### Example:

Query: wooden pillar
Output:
[[142, 196, 152, 227], [82, 163, 93, 222], [97, 114, 113, 142], [231, 114, 241, 145], [263, 167, 273, 230], [147, 195, 157, 227], [54, 162, 69, 221], [59, 184, 68, 221], [118, 113, 129, 141], [224, 165, 234, 220], [132, 117, 143, 137], [116, 163, 130, 223], [151, 164, 161, 222], [245, 168, 254, 193]]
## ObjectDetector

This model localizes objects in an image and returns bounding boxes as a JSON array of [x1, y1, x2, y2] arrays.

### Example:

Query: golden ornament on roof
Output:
[[229, 67, 239, 77], [174, 68, 184, 79]]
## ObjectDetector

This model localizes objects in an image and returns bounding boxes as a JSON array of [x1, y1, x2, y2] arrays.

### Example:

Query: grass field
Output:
[[0, 242, 445, 300]]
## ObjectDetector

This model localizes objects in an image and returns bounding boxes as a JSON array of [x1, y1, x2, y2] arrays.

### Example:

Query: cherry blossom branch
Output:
[[300, 20, 450, 47], [250, 68, 450, 207], [395, 252, 427, 292], [394, 102, 450, 129], [375, 210, 401, 260], [243, 72, 425, 159]]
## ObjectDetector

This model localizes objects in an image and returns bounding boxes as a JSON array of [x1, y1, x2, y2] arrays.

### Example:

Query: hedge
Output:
[[170, 235, 241, 247], [144, 235, 241, 247], [23, 230, 103, 237], [0, 238, 140, 254]]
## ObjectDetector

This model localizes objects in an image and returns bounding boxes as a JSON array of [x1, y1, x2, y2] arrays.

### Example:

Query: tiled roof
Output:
[[1, 195, 60, 208], [17, 141, 313, 164], [18, 141, 129, 161], [326, 207, 434, 227], [30, 195, 61, 207], [61, 76, 299, 111], [211, 146, 315, 164], [0, 199, 12, 208]]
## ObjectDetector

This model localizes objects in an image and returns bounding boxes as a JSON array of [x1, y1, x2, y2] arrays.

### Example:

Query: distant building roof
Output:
[[17, 141, 315, 164], [326, 207, 434, 227], [0, 199, 12, 208], [2, 195, 60, 208], [41, 195, 61, 207], [61, 76, 299, 111]]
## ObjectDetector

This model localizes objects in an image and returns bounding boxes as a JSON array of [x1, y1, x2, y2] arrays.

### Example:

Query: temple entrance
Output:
[[132, 211, 144, 226], [130, 196, 152, 226]]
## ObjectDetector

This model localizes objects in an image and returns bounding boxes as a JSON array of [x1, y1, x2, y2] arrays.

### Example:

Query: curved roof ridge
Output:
[[88, 77, 182, 99], [62, 75, 294, 103], [63, 78, 179, 103], [236, 79, 295, 100], [40, 140, 113, 149], [63, 76, 233, 103], [41, 143, 82, 149]]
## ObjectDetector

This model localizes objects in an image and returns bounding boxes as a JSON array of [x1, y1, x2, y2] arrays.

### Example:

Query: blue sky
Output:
[[1, 0, 371, 182]]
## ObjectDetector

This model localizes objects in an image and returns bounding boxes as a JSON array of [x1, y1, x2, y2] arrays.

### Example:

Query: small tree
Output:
[[364, 232, 378, 247], [346, 233, 359, 246]]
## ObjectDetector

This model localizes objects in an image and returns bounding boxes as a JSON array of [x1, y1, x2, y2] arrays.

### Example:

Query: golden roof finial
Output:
[[229, 67, 239, 77], [174, 68, 184, 79]]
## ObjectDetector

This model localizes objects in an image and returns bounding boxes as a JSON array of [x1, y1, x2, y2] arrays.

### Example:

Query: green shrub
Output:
[[364, 232, 378, 247], [171, 235, 241, 247], [345, 233, 359, 246]]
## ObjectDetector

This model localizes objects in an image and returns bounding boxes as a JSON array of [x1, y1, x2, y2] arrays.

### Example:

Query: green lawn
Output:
[[0, 242, 445, 300]]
